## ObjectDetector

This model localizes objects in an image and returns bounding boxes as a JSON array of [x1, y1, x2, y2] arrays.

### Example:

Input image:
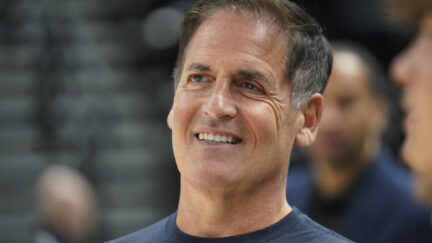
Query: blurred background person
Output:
[[33, 164, 99, 243], [385, 0, 432, 216], [286, 42, 432, 243]]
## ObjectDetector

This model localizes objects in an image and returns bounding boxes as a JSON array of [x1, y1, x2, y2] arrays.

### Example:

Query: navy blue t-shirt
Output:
[[106, 207, 352, 243]]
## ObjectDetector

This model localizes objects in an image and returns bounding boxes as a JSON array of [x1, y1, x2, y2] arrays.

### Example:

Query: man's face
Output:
[[312, 52, 382, 166], [168, 10, 304, 190], [391, 13, 432, 204]]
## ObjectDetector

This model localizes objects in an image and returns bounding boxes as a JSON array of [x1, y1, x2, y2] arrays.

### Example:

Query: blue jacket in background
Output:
[[286, 149, 432, 243]]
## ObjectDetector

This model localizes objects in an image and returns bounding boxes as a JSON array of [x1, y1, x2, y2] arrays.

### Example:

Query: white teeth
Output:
[[197, 133, 239, 144]]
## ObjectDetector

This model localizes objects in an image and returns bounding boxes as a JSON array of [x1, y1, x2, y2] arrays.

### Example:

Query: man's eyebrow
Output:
[[186, 63, 211, 72], [185, 65, 275, 88], [237, 70, 274, 88]]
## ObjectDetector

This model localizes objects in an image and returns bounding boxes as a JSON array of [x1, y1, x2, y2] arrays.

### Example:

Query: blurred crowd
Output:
[[0, 0, 430, 242]]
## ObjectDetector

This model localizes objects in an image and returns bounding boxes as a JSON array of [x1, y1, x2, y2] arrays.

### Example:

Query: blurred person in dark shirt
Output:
[[386, 0, 432, 219], [33, 165, 99, 243], [286, 42, 432, 242]]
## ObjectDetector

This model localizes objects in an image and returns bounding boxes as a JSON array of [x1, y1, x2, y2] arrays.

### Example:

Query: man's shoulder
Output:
[[272, 208, 353, 243], [370, 159, 424, 211], [347, 158, 432, 241], [105, 214, 172, 243], [292, 209, 353, 243]]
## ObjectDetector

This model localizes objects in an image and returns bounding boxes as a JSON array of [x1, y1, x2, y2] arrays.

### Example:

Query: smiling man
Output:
[[385, 0, 432, 218], [107, 0, 351, 242]]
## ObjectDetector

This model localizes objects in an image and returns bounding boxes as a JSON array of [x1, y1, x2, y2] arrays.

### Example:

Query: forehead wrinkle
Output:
[[184, 10, 289, 91]]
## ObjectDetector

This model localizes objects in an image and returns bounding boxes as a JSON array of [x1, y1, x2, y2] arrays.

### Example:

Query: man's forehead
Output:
[[189, 10, 287, 55], [333, 52, 363, 76], [331, 52, 373, 94], [183, 10, 288, 85]]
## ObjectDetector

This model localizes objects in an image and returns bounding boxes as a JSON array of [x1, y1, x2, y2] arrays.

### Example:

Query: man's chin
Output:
[[401, 135, 416, 164], [315, 153, 352, 170], [317, 148, 346, 161], [314, 147, 345, 162], [413, 175, 432, 208], [182, 169, 242, 191], [401, 138, 426, 173]]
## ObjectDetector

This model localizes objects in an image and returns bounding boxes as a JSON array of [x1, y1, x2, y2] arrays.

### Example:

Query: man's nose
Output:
[[391, 47, 416, 87], [202, 81, 237, 120]]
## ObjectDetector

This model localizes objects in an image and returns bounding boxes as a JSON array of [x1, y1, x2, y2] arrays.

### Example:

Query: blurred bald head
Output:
[[311, 42, 388, 168], [35, 165, 98, 241]]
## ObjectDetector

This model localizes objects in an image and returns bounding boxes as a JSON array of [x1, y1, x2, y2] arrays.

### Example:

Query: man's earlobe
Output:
[[296, 128, 314, 147], [167, 109, 173, 130], [295, 93, 324, 147]]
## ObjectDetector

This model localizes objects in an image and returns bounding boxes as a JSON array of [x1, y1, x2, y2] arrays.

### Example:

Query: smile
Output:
[[196, 132, 242, 144]]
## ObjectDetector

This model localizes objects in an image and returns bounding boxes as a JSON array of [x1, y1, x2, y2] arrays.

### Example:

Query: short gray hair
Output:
[[173, 0, 332, 108]]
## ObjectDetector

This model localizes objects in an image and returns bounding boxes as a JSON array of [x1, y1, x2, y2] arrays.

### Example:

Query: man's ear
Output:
[[295, 93, 324, 147], [167, 108, 173, 130]]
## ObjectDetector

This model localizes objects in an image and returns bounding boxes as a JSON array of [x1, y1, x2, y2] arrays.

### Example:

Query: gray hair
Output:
[[173, 0, 332, 108]]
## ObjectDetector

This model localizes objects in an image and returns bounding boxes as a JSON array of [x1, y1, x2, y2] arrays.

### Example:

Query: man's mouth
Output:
[[196, 132, 242, 144]]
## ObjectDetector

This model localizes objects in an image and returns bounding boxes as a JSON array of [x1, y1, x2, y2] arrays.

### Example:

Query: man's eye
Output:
[[339, 96, 354, 108], [243, 82, 259, 91], [190, 74, 207, 83]]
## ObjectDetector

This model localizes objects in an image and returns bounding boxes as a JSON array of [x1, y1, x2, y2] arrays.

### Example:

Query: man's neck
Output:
[[312, 155, 372, 200], [176, 177, 291, 238], [312, 142, 380, 200]]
